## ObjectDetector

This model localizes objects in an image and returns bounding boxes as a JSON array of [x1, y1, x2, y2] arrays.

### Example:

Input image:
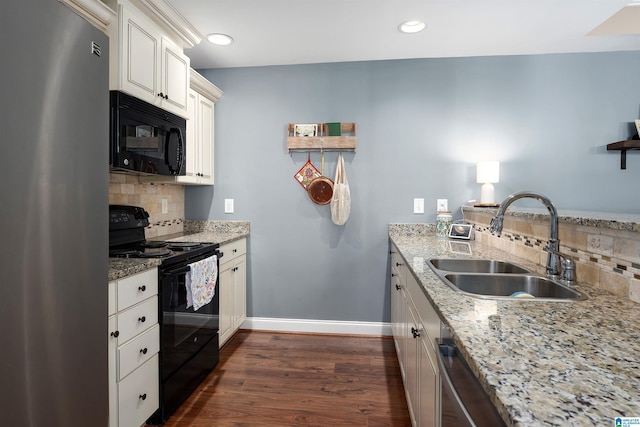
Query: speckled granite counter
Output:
[[389, 225, 640, 426], [108, 221, 250, 282]]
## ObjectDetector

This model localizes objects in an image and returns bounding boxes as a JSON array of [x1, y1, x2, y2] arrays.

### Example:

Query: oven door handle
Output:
[[437, 343, 476, 427], [162, 265, 191, 276], [162, 253, 221, 277]]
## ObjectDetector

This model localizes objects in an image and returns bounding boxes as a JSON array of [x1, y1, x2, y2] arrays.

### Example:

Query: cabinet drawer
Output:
[[220, 238, 246, 261], [116, 296, 158, 344], [117, 268, 158, 311], [108, 281, 116, 316], [118, 354, 159, 427], [118, 324, 159, 381]]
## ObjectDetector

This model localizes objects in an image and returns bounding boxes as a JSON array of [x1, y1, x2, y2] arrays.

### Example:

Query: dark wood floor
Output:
[[161, 331, 411, 426]]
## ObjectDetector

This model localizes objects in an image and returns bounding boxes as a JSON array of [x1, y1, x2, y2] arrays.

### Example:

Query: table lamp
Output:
[[476, 161, 500, 204]]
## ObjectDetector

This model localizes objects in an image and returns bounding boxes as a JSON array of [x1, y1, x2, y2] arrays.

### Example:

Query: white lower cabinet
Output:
[[218, 238, 247, 347], [390, 242, 441, 427], [108, 268, 159, 427]]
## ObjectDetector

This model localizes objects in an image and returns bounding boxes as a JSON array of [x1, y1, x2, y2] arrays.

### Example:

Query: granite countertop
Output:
[[389, 230, 640, 426], [108, 228, 250, 282]]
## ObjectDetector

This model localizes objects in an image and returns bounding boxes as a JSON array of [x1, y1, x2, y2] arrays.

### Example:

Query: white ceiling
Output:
[[167, 0, 640, 69]]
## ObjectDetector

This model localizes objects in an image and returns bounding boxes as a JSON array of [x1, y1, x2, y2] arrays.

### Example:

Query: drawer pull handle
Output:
[[138, 316, 146, 323], [138, 285, 146, 292], [110, 330, 119, 338], [139, 393, 147, 401], [395, 284, 401, 291], [140, 348, 148, 355], [411, 327, 420, 339]]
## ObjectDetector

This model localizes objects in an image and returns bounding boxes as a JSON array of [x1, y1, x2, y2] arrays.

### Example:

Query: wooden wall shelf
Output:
[[287, 122, 356, 153], [607, 140, 640, 169]]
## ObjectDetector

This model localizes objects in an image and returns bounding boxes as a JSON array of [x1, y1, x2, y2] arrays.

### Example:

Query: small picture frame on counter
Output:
[[448, 223, 474, 240]]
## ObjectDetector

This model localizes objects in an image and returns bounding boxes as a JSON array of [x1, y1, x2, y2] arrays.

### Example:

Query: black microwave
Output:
[[109, 90, 186, 176]]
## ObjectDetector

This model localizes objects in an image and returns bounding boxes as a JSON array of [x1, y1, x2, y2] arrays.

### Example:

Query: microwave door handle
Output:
[[166, 127, 184, 175], [176, 127, 184, 174]]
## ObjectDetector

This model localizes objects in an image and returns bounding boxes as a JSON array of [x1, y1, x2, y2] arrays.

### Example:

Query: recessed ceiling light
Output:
[[398, 20, 426, 34], [206, 33, 234, 46]]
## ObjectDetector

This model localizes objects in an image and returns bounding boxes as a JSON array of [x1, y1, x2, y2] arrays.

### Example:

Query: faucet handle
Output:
[[561, 258, 576, 283]]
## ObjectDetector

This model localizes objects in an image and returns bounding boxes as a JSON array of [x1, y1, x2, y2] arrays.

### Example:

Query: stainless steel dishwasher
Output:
[[437, 325, 506, 427]]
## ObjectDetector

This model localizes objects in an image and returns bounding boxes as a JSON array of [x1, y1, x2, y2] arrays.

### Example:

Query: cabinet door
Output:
[[418, 335, 438, 427], [232, 255, 247, 329], [405, 302, 419, 427], [390, 269, 404, 375], [218, 261, 233, 346], [198, 95, 215, 184], [108, 315, 118, 427], [179, 89, 199, 183], [160, 37, 189, 115], [120, 6, 158, 101]]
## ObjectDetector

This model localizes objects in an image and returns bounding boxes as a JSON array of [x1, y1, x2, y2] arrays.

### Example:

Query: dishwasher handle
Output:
[[437, 343, 476, 427]]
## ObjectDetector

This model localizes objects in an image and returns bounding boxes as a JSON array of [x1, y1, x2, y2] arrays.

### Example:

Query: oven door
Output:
[[159, 254, 219, 381]]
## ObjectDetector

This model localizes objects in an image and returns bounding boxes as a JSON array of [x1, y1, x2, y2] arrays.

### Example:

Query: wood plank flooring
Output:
[[160, 331, 411, 426]]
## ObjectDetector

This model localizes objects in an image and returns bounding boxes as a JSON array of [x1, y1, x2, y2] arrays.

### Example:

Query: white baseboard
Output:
[[241, 317, 392, 336]]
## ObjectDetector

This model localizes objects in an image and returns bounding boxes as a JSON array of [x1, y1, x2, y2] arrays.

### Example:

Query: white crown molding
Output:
[[242, 317, 392, 336], [190, 70, 223, 102], [59, 0, 116, 33], [130, 0, 203, 48]]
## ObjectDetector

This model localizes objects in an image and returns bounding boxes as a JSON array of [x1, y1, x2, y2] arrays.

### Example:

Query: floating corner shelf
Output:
[[607, 140, 640, 170], [287, 122, 357, 153]]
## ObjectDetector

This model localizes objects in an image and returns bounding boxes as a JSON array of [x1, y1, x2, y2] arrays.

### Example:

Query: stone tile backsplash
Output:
[[462, 207, 640, 304], [109, 173, 185, 238]]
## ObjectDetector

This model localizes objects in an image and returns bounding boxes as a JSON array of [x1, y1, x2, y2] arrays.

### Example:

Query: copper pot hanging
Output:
[[307, 151, 334, 205]]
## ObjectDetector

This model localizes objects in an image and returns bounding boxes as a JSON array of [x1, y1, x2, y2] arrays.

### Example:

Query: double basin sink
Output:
[[428, 259, 586, 301]]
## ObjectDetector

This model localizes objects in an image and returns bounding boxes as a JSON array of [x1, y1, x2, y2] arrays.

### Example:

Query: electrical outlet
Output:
[[437, 198, 448, 212], [161, 198, 168, 214], [413, 198, 424, 214], [224, 199, 234, 214]]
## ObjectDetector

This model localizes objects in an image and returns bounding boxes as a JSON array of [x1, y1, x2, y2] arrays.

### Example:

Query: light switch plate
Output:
[[224, 199, 234, 214], [161, 199, 168, 214], [414, 198, 424, 214]]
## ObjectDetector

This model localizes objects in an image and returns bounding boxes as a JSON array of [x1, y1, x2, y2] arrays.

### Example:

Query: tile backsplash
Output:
[[109, 173, 185, 238]]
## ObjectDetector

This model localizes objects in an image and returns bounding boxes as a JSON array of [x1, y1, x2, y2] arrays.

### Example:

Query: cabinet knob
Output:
[[138, 285, 146, 292], [164, 93, 169, 100], [140, 348, 148, 355], [233, 249, 237, 253], [391, 273, 397, 277], [396, 262, 403, 267], [157, 92, 164, 98], [139, 393, 147, 401], [395, 284, 401, 291], [138, 316, 146, 323], [110, 330, 120, 338], [411, 327, 420, 339]]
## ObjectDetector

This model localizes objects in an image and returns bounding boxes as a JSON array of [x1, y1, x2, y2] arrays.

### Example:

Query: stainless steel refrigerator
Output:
[[1, 1, 109, 425]]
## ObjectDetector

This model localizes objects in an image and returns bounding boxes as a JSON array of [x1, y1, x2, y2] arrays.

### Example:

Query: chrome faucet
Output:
[[489, 191, 576, 284]]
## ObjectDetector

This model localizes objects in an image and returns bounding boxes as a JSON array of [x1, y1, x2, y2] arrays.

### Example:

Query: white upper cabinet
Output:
[[108, 0, 190, 117]]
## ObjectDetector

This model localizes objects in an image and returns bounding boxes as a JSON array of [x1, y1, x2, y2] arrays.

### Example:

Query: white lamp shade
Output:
[[476, 161, 500, 184]]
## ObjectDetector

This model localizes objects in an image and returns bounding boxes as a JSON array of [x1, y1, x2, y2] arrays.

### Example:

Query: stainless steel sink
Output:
[[429, 258, 530, 274], [443, 274, 586, 300]]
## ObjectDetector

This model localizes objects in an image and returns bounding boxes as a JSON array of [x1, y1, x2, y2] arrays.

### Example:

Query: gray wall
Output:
[[187, 51, 640, 323]]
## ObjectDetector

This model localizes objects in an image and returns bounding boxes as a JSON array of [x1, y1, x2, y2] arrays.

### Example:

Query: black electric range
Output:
[[109, 204, 222, 425]]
